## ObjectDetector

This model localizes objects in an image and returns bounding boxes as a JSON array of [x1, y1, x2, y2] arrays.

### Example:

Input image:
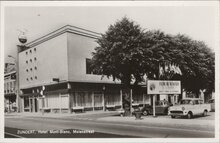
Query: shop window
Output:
[[76, 92, 85, 106], [73, 92, 93, 107], [94, 92, 103, 107], [24, 97, 29, 109]]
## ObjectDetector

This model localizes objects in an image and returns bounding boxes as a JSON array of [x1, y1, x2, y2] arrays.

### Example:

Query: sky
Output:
[[3, 2, 218, 63]]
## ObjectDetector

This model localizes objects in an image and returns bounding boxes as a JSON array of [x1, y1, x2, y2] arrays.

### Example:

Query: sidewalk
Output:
[[98, 115, 214, 126]]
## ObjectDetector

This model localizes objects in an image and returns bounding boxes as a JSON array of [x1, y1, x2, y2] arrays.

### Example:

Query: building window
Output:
[[30, 59, 32, 63], [26, 51, 28, 55], [30, 68, 32, 71], [34, 48, 36, 52], [35, 76, 37, 79], [34, 57, 37, 61], [30, 77, 33, 80], [26, 61, 28, 64], [30, 50, 32, 53], [86, 58, 100, 75], [34, 66, 37, 70], [86, 59, 93, 74], [26, 78, 29, 81], [26, 69, 28, 72], [11, 73, 16, 79]]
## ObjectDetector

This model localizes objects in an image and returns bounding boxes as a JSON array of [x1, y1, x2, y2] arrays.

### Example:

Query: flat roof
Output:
[[19, 25, 101, 52]]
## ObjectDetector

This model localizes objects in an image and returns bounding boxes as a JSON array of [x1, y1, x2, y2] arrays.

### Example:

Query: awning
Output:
[[44, 89, 70, 95], [20, 93, 41, 97], [4, 93, 16, 97]]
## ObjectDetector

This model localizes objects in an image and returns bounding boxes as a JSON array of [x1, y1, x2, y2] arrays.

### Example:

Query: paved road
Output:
[[5, 113, 214, 138]]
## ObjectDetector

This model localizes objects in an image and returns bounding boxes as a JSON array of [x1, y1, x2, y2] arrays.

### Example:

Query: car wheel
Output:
[[203, 110, 208, 116], [187, 112, 193, 119], [171, 115, 175, 118], [143, 110, 149, 116]]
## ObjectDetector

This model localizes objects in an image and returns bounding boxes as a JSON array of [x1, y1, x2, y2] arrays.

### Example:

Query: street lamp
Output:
[[15, 29, 28, 112]]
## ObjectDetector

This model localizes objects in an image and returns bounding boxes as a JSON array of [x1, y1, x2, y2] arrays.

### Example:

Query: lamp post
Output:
[[102, 85, 105, 111]]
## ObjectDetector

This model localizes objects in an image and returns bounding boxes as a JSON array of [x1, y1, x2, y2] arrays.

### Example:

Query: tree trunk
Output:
[[122, 88, 132, 116]]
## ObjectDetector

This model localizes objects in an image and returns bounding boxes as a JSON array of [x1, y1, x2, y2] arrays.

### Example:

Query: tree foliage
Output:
[[144, 31, 215, 94], [91, 17, 215, 94], [92, 17, 147, 86]]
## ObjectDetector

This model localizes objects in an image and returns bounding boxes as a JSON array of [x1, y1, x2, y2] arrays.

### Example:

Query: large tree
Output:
[[92, 17, 215, 101], [91, 17, 148, 116], [92, 17, 147, 86]]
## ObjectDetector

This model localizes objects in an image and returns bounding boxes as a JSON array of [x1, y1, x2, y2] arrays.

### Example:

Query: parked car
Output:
[[118, 100, 172, 116], [168, 98, 211, 119], [141, 100, 172, 115], [208, 99, 215, 112], [118, 104, 140, 116]]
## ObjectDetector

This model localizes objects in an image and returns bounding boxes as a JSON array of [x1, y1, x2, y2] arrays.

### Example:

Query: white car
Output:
[[168, 98, 211, 119], [208, 99, 215, 112]]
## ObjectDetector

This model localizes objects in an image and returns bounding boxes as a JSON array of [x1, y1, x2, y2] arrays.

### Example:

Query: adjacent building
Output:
[[4, 70, 17, 112], [18, 25, 152, 113]]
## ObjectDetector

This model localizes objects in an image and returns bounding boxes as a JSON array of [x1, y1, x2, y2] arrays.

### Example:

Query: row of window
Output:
[[4, 89, 15, 94], [26, 57, 37, 64], [4, 81, 15, 90], [4, 81, 16, 94], [25, 48, 36, 55], [26, 76, 38, 81], [26, 67, 37, 72]]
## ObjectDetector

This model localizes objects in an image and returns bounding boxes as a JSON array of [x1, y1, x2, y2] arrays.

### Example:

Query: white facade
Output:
[[18, 25, 130, 113]]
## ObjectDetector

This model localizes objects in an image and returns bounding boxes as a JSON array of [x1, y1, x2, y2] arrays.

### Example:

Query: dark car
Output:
[[118, 103, 142, 116], [141, 100, 172, 115]]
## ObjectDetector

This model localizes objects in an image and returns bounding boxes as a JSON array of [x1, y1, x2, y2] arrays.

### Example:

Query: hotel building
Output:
[[18, 25, 151, 113]]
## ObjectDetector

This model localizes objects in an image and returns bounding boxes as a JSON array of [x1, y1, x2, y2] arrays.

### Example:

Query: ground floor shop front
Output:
[[19, 82, 179, 114], [4, 94, 17, 113]]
